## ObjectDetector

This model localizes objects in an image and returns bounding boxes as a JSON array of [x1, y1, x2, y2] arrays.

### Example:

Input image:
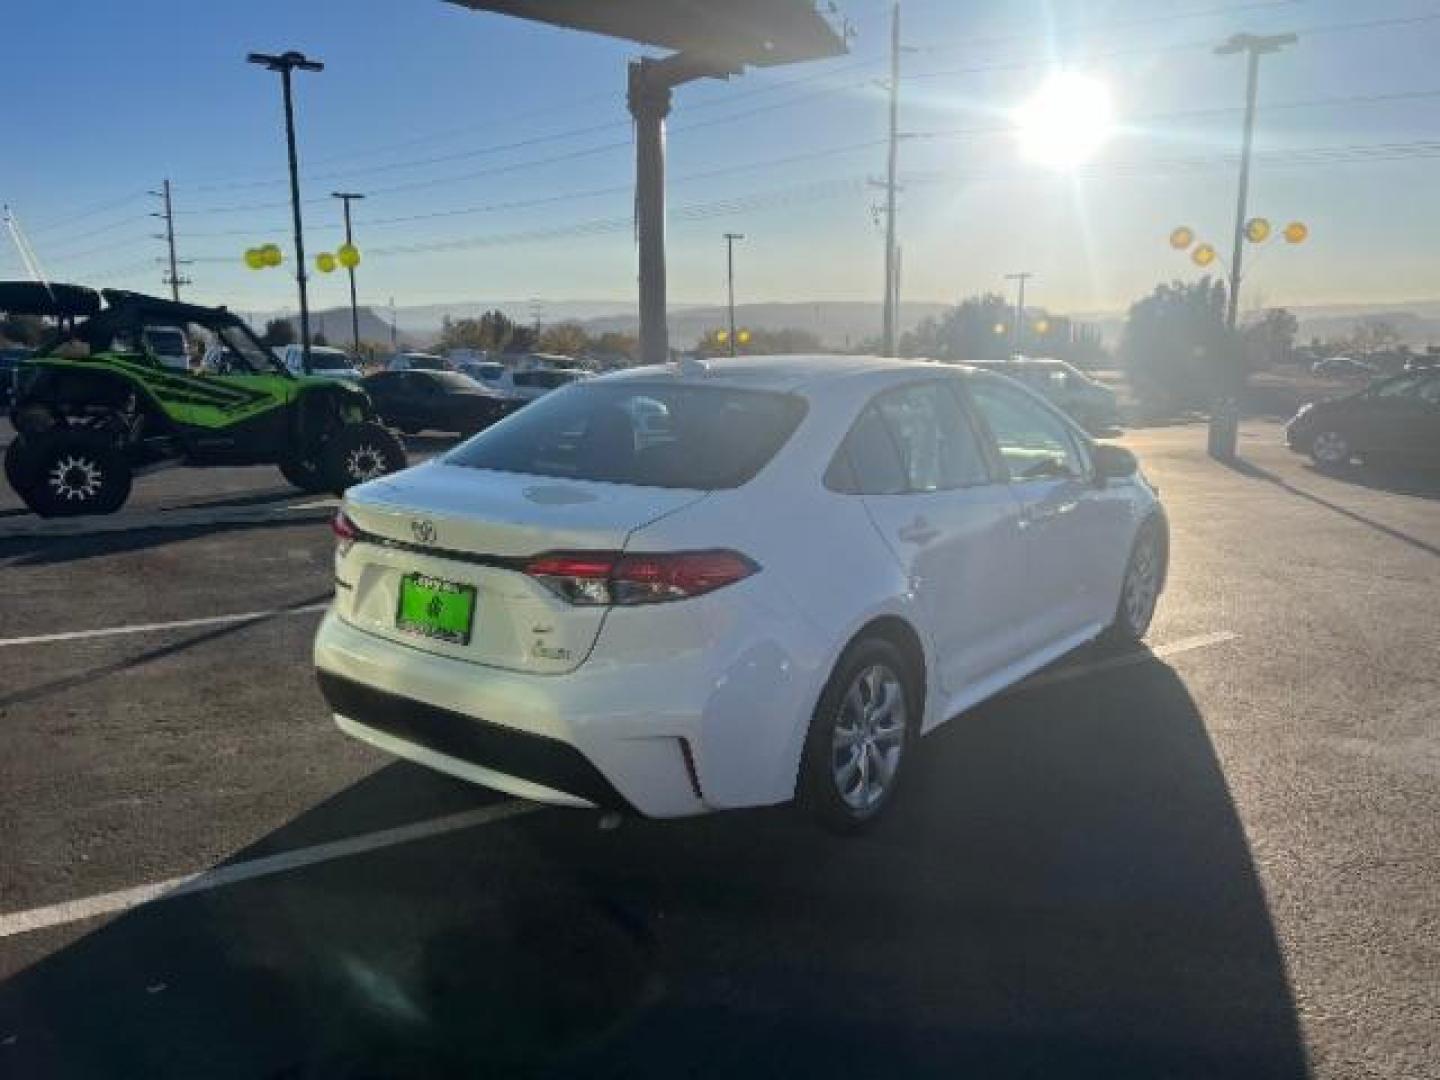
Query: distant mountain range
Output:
[[249, 297, 1440, 351]]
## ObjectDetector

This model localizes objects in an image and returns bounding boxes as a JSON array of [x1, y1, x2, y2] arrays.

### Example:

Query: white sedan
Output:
[[313, 356, 1167, 831]]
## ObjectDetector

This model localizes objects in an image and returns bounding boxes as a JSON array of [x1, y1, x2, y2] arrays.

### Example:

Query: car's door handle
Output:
[[897, 517, 939, 545]]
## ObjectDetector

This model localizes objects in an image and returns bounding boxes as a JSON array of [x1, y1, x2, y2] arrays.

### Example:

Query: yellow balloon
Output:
[[1169, 226, 1195, 250], [336, 243, 361, 269], [1245, 217, 1272, 244], [1033, 319, 1050, 335], [244, 248, 265, 270], [1192, 243, 1217, 267], [714, 329, 729, 343], [261, 244, 283, 268], [1283, 221, 1309, 244], [316, 252, 337, 274], [736, 329, 751, 345]]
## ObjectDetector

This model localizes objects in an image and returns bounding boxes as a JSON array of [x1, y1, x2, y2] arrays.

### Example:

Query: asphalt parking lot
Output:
[[1, 420, 1437, 1079]]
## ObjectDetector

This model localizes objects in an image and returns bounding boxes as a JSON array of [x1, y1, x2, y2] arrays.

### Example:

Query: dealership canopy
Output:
[[444, 1, 847, 363]]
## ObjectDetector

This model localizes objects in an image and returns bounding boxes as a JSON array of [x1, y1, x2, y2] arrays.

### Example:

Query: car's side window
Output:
[[967, 375, 1086, 482], [826, 380, 990, 494], [873, 381, 990, 491]]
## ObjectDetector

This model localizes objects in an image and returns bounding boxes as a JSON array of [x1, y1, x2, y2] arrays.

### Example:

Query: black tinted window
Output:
[[446, 382, 806, 489]]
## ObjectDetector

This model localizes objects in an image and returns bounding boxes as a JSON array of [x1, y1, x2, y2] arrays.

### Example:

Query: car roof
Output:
[[600, 354, 959, 393]]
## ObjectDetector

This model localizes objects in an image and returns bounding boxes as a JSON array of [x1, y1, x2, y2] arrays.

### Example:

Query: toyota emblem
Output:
[[411, 519, 437, 545]]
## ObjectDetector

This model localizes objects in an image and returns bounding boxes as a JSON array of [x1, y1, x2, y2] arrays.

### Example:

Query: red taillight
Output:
[[524, 550, 757, 606], [332, 509, 358, 556]]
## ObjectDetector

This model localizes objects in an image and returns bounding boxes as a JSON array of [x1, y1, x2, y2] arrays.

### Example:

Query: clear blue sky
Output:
[[5, 0, 1439, 318]]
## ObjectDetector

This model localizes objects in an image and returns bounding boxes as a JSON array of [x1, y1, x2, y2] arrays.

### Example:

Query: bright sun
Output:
[[1015, 73, 1115, 170]]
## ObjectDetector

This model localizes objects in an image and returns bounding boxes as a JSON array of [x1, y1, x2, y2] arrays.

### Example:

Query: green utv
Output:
[[2, 283, 406, 517]]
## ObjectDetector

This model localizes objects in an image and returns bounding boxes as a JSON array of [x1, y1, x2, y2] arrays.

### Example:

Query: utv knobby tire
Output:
[[278, 457, 331, 494], [19, 430, 133, 517], [4, 437, 39, 500], [320, 422, 407, 495]]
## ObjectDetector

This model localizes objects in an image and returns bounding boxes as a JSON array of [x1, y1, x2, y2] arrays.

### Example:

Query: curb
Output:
[[0, 498, 338, 541]]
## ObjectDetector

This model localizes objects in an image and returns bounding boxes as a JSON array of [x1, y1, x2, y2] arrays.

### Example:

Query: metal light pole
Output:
[[248, 50, 323, 371], [1210, 31, 1296, 460], [1005, 271, 1033, 357], [332, 191, 365, 353], [881, 1, 902, 356], [724, 232, 744, 357]]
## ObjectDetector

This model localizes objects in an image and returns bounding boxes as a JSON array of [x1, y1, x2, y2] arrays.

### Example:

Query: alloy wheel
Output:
[[1312, 430, 1350, 465], [831, 663, 907, 812], [1122, 532, 1161, 636], [344, 445, 387, 482], [47, 454, 103, 503]]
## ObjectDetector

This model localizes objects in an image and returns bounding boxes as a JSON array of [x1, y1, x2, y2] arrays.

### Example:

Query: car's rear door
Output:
[[835, 378, 1030, 693]]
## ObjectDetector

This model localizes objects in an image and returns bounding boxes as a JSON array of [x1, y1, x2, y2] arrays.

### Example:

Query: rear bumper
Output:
[[313, 610, 716, 817], [317, 670, 632, 811]]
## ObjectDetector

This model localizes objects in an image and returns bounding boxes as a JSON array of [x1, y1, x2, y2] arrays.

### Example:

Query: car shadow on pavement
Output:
[[1300, 461, 1440, 502], [0, 592, 333, 712], [0, 660, 1308, 1079], [1226, 457, 1440, 558], [0, 520, 326, 569]]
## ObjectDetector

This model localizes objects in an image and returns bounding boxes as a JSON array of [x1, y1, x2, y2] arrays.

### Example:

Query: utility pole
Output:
[[331, 191, 364, 353], [881, 1, 901, 356], [149, 179, 190, 301], [1005, 271, 1034, 356], [723, 232, 744, 357], [1210, 30, 1296, 461], [248, 50, 324, 369]]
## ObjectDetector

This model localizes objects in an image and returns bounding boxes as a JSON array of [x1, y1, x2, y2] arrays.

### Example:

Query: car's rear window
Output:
[[445, 381, 807, 489]]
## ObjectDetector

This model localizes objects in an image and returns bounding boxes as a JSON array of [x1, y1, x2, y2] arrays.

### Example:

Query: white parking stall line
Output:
[[1009, 630, 1238, 695], [0, 801, 539, 940], [0, 603, 331, 649]]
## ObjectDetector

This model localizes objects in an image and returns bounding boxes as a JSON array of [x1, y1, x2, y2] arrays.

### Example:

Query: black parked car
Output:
[[1286, 370, 1440, 469], [362, 370, 519, 436]]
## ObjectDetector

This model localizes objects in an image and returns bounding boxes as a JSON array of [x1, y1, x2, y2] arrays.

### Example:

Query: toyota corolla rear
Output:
[[312, 373, 830, 817]]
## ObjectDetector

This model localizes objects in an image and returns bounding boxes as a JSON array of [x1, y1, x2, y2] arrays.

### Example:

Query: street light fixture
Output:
[[1209, 30, 1297, 460], [247, 49, 324, 370]]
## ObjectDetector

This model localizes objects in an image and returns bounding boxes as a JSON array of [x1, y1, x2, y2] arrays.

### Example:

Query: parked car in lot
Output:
[[141, 325, 191, 371], [963, 356, 1119, 433], [386, 351, 451, 372], [0, 346, 34, 405], [362, 369, 519, 436], [1286, 369, 1440, 469], [456, 359, 507, 389], [1310, 356, 1376, 380], [315, 355, 1167, 831], [273, 344, 364, 384], [496, 365, 591, 402]]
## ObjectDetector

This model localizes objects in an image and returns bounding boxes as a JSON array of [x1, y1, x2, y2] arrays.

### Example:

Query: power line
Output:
[[910, 10, 1440, 84]]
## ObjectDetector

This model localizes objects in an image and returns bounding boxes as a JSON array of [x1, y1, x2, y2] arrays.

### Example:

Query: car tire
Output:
[[277, 456, 330, 493], [4, 436, 39, 499], [1309, 428, 1353, 470], [1101, 517, 1164, 648], [321, 421, 408, 495], [799, 636, 918, 834], [18, 430, 132, 517]]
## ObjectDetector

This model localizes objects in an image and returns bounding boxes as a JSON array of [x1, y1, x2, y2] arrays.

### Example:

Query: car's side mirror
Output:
[[1092, 443, 1138, 481]]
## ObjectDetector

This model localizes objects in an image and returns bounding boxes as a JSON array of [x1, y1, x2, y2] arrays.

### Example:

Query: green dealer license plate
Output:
[[396, 573, 476, 645]]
